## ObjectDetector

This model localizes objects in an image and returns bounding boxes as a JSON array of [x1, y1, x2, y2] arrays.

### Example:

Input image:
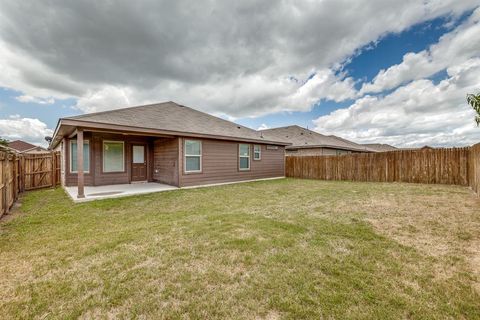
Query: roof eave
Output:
[[52, 118, 291, 146], [49, 118, 65, 150]]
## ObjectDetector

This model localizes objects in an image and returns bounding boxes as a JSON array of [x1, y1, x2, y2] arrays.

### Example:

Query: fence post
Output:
[[20, 155, 25, 193], [13, 154, 17, 201], [51, 151, 56, 188], [3, 153, 9, 214]]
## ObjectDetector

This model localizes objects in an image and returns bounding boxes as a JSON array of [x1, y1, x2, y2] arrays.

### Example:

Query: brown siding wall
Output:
[[65, 133, 285, 188], [65, 132, 156, 187], [179, 138, 285, 187], [153, 137, 179, 186]]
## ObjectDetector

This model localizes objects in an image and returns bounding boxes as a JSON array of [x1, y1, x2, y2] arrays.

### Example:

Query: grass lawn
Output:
[[1, 178, 479, 319]]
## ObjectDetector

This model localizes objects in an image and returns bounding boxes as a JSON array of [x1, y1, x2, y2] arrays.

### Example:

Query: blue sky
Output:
[[0, 1, 479, 147]]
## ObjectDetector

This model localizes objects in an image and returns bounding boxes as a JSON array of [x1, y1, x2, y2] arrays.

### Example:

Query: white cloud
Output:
[[74, 86, 135, 114], [73, 70, 357, 118], [0, 1, 478, 118], [314, 58, 480, 147], [361, 7, 480, 94], [15, 95, 55, 105], [258, 123, 270, 130], [0, 115, 53, 146]]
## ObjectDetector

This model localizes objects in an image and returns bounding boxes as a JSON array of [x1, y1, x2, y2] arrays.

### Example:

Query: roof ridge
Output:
[[329, 135, 363, 145], [65, 101, 260, 135], [260, 125, 334, 138], [176, 104, 259, 134], [260, 124, 317, 132]]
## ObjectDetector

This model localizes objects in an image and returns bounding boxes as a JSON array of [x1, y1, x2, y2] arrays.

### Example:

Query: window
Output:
[[185, 140, 202, 172], [70, 140, 90, 173], [133, 145, 145, 163], [253, 145, 261, 160], [103, 141, 125, 172], [239, 144, 250, 170]]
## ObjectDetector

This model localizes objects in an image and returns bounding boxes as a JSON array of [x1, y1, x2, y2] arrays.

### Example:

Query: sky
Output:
[[0, 1, 479, 148]]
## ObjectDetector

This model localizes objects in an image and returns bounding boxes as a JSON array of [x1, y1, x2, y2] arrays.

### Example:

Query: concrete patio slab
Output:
[[65, 182, 178, 202], [64, 177, 285, 203]]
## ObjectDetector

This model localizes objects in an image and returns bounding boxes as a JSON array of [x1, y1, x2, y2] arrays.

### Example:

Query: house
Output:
[[49, 101, 289, 199], [8, 140, 48, 154], [260, 125, 375, 156], [361, 143, 398, 152]]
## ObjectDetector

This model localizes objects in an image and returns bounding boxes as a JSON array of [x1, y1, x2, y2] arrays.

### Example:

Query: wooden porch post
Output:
[[77, 128, 85, 198]]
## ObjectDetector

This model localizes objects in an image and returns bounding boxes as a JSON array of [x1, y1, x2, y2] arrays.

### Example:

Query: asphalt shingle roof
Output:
[[260, 125, 374, 152], [8, 140, 42, 152], [64, 101, 286, 144], [361, 143, 398, 152]]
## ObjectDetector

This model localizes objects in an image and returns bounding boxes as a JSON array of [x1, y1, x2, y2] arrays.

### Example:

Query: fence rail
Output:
[[286, 144, 480, 196], [0, 150, 60, 218]]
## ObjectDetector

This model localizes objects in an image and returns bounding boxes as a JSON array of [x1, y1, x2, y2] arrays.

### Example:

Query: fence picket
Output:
[[286, 145, 480, 197], [0, 150, 60, 218]]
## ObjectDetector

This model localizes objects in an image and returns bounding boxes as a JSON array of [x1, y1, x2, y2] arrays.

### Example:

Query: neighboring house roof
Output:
[[260, 125, 374, 152], [51, 101, 290, 148], [8, 140, 46, 153], [361, 143, 398, 152], [399, 145, 435, 151]]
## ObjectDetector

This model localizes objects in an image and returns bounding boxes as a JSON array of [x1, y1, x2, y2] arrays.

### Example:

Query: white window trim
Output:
[[103, 140, 125, 173], [184, 139, 202, 173], [239, 144, 251, 171], [253, 145, 261, 160], [70, 139, 90, 173]]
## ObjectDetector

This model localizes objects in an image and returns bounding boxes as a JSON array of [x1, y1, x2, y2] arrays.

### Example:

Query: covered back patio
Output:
[[54, 124, 181, 199]]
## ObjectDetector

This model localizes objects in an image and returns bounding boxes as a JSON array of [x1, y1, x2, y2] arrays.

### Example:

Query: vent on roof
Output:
[[237, 126, 241, 129]]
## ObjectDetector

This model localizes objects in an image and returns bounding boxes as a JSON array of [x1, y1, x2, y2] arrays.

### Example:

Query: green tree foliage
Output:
[[467, 92, 480, 126], [0, 138, 9, 147]]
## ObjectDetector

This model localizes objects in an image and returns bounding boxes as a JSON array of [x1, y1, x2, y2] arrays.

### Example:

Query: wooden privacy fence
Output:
[[286, 144, 480, 196], [22, 153, 61, 191], [0, 150, 60, 218], [0, 152, 21, 217], [469, 143, 480, 195]]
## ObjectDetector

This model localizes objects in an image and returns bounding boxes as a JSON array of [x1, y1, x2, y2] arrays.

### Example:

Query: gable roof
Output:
[[361, 143, 398, 152], [8, 140, 45, 152], [51, 101, 289, 147], [260, 125, 374, 152]]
